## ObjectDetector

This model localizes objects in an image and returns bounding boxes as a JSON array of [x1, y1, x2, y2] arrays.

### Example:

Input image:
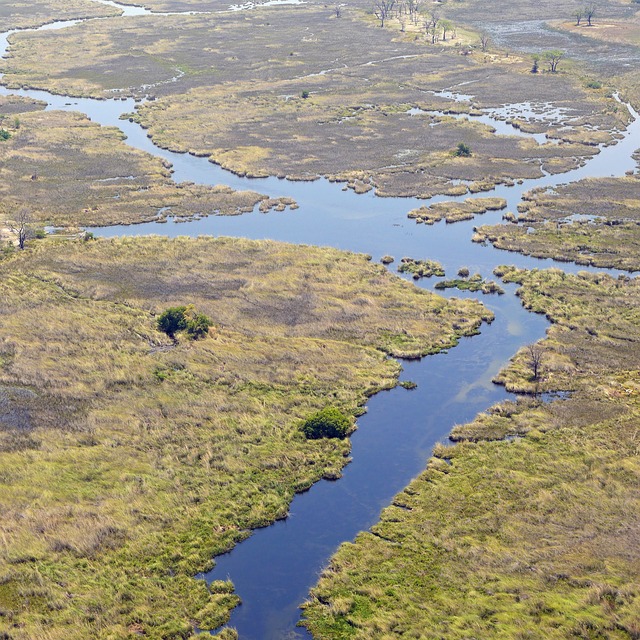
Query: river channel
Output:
[[1, 4, 639, 638]]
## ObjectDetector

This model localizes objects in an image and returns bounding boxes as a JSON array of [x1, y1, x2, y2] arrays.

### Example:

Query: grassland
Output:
[[473, 176, 640, 271], [0, 0, 117, 30], [0, 105, 286, 233], [0, 4, 624, 196], [0, 236, 490, 640], [302, 266, 640, 639]]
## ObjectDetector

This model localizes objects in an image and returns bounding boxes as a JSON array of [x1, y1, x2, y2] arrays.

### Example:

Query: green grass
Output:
[[0, 236, 489, 639], [302, 267, 640, 639]]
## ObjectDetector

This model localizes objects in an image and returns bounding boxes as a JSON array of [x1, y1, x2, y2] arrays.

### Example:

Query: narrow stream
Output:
[[1, 5, 638, 639]]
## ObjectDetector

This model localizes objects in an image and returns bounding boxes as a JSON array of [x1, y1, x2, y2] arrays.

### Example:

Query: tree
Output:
[[373, 0, 396, 27], [454, 142, 472, 157], [9, 208, 33, 250], [157, 306, 188, 338], [574, 9, 583, 25], [479, 33, 490, 52], [526, 344, 544, 381], [440, 19, 453, 41], [584, 3, 596, 26], [0, 129, 10, 141], [302, 407, 351, 439], [543, 49, 565, 72]]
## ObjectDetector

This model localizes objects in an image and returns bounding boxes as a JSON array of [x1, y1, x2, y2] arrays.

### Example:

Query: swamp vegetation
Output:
[[0, 0, 639, 637]]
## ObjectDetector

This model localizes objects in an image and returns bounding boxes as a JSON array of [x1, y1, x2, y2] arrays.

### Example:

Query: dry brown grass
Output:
[[0, 108, 273, 229]]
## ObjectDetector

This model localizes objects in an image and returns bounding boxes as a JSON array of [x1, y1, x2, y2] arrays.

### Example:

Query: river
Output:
[[1, 4, 638, 638]]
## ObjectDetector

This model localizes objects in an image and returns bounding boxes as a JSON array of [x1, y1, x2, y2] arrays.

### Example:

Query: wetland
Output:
[[0, 0, 639, 638]]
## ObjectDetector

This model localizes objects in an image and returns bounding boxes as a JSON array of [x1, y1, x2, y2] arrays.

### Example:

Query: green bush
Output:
[[157, 306, 188, 337], [302, 407, 351, 439], [454, 142, 472, 157], [185, 312, 213, 339], [0, 129, 11, 141]]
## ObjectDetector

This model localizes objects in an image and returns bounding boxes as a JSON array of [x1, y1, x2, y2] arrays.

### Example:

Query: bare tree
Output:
[[574, 9, 583, 25], [373, 0, 396, 27], [334, 4, 342, 18], [526, 344, 544, 381], [9, 208, 33, 250], [480, 33, 490, 52], [584, 3, 596, 26]]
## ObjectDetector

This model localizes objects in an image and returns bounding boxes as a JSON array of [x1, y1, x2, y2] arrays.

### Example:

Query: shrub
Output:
[[301, 90, 310, 99], [157, 306, 188, 337], [0, 129, 11, 141], [457, 267, 470, 278], [454, 142, 472, 157], [302, 407, 351, 439], [185, 311, 213, 339]]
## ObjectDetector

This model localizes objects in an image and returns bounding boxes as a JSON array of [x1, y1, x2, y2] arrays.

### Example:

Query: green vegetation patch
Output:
[[0, 236, 490, 639], [302, 266, 640, 639], [397, 257, 445, 279], [435, 274, 505, 294]]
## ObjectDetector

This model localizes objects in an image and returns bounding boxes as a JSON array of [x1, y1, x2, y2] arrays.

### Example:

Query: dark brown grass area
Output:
[[0, 0, 116, 30], [1, 5, 624, 196], [0, 96, 46, 116], [474, 176, 640, 271]]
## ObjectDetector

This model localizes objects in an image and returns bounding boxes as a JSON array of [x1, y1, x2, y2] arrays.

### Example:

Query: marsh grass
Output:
[[302, 266, 640, 639], [0, 109, 267, 231], [0, 236, 489, 639]]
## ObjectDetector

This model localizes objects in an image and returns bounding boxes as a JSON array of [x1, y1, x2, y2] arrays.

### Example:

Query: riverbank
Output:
[[302, 267, 640, 639], [0, 236, 489, 639]]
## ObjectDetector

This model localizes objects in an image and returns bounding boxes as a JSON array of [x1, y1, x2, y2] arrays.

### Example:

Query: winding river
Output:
[[1, 3, 639, 638]]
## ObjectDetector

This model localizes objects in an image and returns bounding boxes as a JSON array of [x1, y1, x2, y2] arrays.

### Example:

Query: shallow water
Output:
[[1, 7, 638, 638]]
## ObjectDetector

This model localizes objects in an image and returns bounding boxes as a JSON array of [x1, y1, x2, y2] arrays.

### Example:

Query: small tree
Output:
[[584, 3, 596, 26], [479, 33, 490, 52], [302, 407, 351, 439], [543, 49, 565, 73], [9, 208, 34, 250], [373, 0, 396, 27], [157, 306, 188, 338], [440, 19, 453, 41], [457, 266, 470, 278], [526, 344, 544, 381], [574, 9, 583, 25], [454, 142, 472, 157]]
